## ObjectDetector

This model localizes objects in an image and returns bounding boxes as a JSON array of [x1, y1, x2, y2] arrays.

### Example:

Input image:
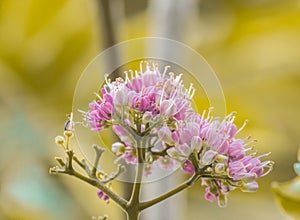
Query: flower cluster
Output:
[[81, 62, 273, 207]]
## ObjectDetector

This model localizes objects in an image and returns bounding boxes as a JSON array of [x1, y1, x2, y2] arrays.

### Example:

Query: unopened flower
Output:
[[241, 181, 259, 192], [112, 142, 125, 156], [160, 100, 177, 118], [158, 126, 174, 145], [200, 150, 218, 166], [97, 190, 109, 202], [55, 136, 65, 145], [142, 111, 153, 123], [191, 136, 202, 152], [182, 160, 195, 175]]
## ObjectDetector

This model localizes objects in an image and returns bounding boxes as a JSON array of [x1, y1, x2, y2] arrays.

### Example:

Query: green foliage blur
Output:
[[0, 0, 300, 219]]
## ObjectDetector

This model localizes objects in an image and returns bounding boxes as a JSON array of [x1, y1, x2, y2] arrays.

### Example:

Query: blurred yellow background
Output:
[[0, 0, 300, 219]]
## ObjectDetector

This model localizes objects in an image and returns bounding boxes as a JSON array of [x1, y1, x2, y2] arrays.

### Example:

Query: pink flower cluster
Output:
[[82, 62, 273, 206], [87, 90, 114, 132]]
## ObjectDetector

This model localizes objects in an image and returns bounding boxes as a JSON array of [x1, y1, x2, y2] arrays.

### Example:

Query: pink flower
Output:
[[85, 89, 114, 132], [81, 63, 273, 205]]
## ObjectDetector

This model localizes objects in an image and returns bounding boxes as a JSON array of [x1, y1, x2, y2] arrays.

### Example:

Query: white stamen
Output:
[[245, 147, 254, 152], [78, 109, 88, 116], [243, 135, 251, 141], [159, 83, 167, 104], [237, 120, 248, 134], [130, 70, 134, 79], [94, 92, 103, 101], [135, 70, 139, 78], [188, 83, 193, 94], [243, 139, 257, 147], [94, 100, 103, 108], [190, 88, 195, 99], [104, 73, 110, 85], [162, 66, 170, 78], [124, 71, 129, 83], [140, 61, 144, 74], [257, 152, 271, 159], [175, 74, 183, 84]]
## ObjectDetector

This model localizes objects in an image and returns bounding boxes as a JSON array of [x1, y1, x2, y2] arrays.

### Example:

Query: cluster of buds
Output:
[[80, 62, 273, 207], [50, 122, 126, 206]]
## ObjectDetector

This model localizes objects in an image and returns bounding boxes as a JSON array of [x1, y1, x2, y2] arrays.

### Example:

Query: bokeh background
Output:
[[1, 0, 300, 219]]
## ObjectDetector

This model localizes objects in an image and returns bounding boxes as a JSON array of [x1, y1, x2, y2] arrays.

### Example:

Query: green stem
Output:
[[127, 138, 145, 220], [126, 210, 141, 220], [140, 174, 200, 210], [71, 170, 128, 210], [141, 119, 163, 136]]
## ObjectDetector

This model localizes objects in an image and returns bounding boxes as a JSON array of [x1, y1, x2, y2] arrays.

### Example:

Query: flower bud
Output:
[[167, 148, 179, 159], [160, 100, 176, 117], [191, 136, 202, 152], [242, 173, 257, 183], [142, 111, 153, 123], [64, 130, 73, 138], [55, 136, 65, 145], [158, 126, 174, 145], [217, 193, 227, 208], [178, 144, 191, 157], [294, 163, 300, 175], [115, 87, 128, 105], [209, 184, 218, 195], [200, 150, 218, 166], [241, 181, 259, 192], [112, 142, 125, 156], [182, 160, 195, 175], [97, 190, 104, 199], [215, 154, 228, 163], [215, 163, 225, 174]]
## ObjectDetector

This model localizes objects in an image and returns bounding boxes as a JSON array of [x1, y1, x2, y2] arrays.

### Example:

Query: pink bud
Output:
[[182, 160, 195, 175], [139, 96, 150, 112], [158, 126, 174, 145], [131, 78, 143, 92], [103, 94, 113, 103], [97, 190, 104, 199], [218, 140, 229, 154], [228, 124, 237, 139]]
